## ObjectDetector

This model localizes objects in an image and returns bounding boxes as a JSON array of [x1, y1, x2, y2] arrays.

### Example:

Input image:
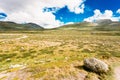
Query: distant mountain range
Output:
[[59, 19, 120, 31], [58, 22, 97, 30], [0, 19, 120, 31], [94, 19, 120, 31], [0, 21, 44, 31]]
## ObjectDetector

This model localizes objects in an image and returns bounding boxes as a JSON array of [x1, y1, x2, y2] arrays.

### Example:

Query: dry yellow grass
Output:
[[0, 30, 120, 80]]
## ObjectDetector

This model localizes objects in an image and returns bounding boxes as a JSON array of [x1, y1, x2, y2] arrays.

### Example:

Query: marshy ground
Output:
[[0, 30, 120, 80]]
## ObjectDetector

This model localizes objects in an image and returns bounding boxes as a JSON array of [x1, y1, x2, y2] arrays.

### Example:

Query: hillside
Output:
[[59, 22, 97, 30], [0, 21, 44, 31], [95, 19, 120, 31], [59, 19, 120, 31]]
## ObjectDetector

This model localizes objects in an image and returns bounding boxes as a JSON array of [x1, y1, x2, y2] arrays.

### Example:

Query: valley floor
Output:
[[0, 30, 120, 80]]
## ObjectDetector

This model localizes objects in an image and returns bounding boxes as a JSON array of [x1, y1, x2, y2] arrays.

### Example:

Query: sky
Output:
[[0, 0, 120, 28]]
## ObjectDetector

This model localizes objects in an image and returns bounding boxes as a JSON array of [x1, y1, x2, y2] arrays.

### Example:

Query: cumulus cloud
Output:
[[0, 8, 5, 13], [40, 0, 85, 14], [0, 0, 85, 28], [84, 9, 120, 22], [116, 9, 120, 14]]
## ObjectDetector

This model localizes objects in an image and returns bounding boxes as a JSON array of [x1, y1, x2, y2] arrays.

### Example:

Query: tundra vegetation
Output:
[[0, 21, 120, 80]]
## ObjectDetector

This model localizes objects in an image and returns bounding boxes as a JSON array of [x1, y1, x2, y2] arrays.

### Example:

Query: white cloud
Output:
[[116, 9, 120, 14], [84, 9, 120, 22], [0, 8, 5, 13], [66, 22, 74, 25], [40, 0, 85, 14], [0, 0, 85, 28]]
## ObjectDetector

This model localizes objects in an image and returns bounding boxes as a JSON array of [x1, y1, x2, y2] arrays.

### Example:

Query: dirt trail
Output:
[[114, 66, 120, 80]]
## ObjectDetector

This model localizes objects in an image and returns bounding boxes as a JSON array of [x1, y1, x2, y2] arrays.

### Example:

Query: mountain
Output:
[[0, 20, 120, 31], [59, 22, 97, 30], [59, 19, 120, 31], [95, 19, 120, 31], [95, 19, 112, 25], [0, 21, 44, 31]]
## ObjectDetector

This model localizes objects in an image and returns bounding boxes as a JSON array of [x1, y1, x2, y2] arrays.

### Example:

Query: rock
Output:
[[84, 58, 109, 73]]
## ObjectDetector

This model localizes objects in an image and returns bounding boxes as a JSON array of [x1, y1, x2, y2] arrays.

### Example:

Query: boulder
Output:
[[84, 58, 109, 73]]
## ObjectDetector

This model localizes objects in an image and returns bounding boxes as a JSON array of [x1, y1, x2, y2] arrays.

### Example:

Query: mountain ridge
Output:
[[59, 19, 120, 31], [0, 21, 44, 31], [0, 19, 120, 31]]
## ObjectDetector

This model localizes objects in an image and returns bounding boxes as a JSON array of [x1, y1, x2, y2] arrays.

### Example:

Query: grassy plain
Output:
[[0, 30, 120, 80]]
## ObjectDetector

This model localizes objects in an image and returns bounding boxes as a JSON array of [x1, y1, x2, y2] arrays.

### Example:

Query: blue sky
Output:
[[0, 0, 120, 28], [54, 0, 120, 23]]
